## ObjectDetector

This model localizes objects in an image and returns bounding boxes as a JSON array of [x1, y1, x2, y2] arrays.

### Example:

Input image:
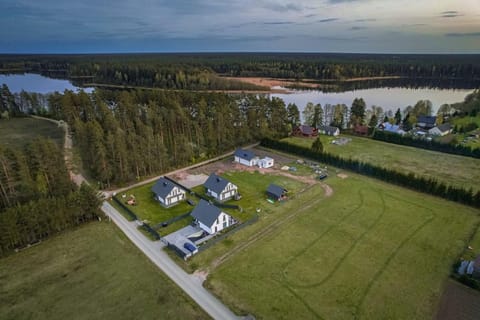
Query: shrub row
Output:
[[261, 138, 480, 208], [372, 130, 480, 159]]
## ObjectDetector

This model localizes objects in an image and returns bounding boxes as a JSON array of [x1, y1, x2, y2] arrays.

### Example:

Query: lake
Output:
[[0, 73, 93, 94], [272, 87, 473, 114]]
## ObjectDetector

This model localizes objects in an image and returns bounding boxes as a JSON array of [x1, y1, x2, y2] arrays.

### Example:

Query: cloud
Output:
[[317, 18, 339, 23], [304, 14, 317, 18], [350, 26, 367, 30], [440, 11, 463, 18], [261, 2, 303, 12], [445, 32, 480, 37], [263, 21, 295, 25], [355, 18, 376, 22], [327, 0, 363, 3]]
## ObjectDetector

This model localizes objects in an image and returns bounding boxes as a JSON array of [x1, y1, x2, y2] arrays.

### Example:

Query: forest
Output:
[[1, 53, 479, 91]]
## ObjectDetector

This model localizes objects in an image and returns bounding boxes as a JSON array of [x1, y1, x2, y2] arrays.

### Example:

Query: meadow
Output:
[[190, 173, 480, 319], [0, 117, 64, 148], [0, 222, 208, 320], [283, 135, 480, 192]]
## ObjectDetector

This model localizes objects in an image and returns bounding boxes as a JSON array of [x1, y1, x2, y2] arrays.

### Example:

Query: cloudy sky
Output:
[[1, 0, 479, 53]]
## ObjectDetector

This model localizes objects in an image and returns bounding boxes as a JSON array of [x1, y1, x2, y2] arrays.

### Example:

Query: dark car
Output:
[[187, 199, 196, 206], [183, 242, 198, 254]]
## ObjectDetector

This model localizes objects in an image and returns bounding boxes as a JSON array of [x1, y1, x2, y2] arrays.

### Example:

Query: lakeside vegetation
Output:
[[0, 222, 209, 320]]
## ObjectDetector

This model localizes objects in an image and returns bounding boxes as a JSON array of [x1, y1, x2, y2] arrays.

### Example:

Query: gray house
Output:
[[318, 125, 340, 136], [417, 116, 437, 130], [151, 177, 186, 207], [204, 173, 238, 202], [191, 199, 235, 234]]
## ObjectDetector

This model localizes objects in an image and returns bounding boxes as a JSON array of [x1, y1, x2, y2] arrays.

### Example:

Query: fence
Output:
[[152, 212, 191, 230]]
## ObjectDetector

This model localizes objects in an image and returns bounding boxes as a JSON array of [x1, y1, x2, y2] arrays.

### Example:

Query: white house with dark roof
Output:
[[428, 123, 452, 136], [151, 177, 186, 207], [417, 116, 437, 130], [191, 199, 235, 234], [318, 125, 340, 136], [258, 157, 274, 168], [204, 173, 238, 202], [234, 148, 258, 166]]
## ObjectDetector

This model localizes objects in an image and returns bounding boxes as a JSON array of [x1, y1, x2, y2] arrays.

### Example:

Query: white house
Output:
[[151, 177, 186, 207], [428, 123, 452, 136], [191, 199, 235, 234], [318, 125, 340, 136], [234, 149, 258, 166], [204, 173, 238, 202], [258, 157, 274, 168]]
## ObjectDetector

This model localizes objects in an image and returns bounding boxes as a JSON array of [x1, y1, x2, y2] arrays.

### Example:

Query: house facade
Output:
[[258, 157, 274, 168], [191, 199, 235, 234], [428, 123, 452, 136], [266, 183, 287, 201], [151, 177, 186, 207], [204, 173, 238, 202], [234, 149, 258, 166], [293, 125, 318, 137], [318, 125, 340, 136]]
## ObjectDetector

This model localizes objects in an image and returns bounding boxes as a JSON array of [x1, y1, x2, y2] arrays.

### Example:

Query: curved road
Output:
[[102, 202, 241, 320]]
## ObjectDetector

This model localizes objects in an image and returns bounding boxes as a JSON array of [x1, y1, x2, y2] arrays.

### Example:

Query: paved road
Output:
[[102, 201, 241, 320]]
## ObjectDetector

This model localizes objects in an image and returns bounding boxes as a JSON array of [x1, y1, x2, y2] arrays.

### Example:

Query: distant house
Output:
[[428, 123, 452, 136], [204, 173, 238, 202], [191, 199, 235, 234], [258, 157, 274, 168], [378, 122, 406, 135], [293, 125, 318, 137], [354, 125, 368, 136], [151, 177, 186, 207], [318, 125, 340, 136], [266, 183, 288, 201], [234, 149, 258, 167], [417, 116, 437, 130]]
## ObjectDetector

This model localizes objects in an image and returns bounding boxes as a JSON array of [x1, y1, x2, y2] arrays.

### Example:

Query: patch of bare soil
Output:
[[435, 279, 480, 320], [337, 173, 348, 179]]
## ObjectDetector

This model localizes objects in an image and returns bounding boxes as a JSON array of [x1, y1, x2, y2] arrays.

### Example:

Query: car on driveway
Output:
[[184, 242, 198, 254]]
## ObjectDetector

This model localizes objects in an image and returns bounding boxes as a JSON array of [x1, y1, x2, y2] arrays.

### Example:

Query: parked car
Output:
[[187, 199, 196, 206], [183, 242, 198, 254]]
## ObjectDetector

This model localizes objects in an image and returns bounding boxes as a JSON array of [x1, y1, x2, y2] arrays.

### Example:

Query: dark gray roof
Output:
[[298, 125, 315, 135], [152, 177, 182, 199], [191, 199, 222, 227], [318, 125, 339, 134], [204, 173, 231, 194], [418, 116, 437, 125], [437, 123, 452, 132], [234, 148, 256, 161], [267, 183, 286, 198]]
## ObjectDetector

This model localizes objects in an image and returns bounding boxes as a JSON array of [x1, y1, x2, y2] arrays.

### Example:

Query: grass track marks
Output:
[[353, 193, 437, 319], [281, 189, 365, 285], [285, 190, 386, 289]]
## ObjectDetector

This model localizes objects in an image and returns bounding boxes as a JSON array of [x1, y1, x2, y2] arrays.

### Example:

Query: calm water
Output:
[[0, 73, 93, 94], [272, 87, 473, 114]]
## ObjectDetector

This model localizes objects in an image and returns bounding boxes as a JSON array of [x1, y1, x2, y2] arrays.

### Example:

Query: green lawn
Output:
[[193, 171, 306, 222], [0, 117, 64, 148], [283, 135, 480, 192], [199, 174, 480, 319], [0, 222, 209, 320]]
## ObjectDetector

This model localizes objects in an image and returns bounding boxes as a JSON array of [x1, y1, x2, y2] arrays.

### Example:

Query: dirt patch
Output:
[[176, 173, 209, 189], [435, 279, 480, 320], [337, 173, 348, 179]]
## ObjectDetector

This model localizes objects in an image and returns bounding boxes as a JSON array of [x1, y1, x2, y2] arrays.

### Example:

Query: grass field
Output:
[[283, 135, 480, 192], [0, 222, 209, 320], [190, 173, 480, 319], [0, 117, 64, 148]]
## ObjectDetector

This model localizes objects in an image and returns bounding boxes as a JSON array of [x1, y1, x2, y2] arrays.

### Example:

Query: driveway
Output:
[[102, 201, 241, 320]]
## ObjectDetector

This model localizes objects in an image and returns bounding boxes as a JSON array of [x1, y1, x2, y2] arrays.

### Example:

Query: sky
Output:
[[0, 0, 479, 53]]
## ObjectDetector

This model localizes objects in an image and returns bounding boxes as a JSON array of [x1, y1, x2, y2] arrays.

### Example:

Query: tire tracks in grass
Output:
[[284, 190, 386, 289], [353, 194, 436, 319]]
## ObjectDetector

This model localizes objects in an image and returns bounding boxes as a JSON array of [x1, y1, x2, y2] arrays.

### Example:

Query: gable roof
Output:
[[437, 123, 452, 133], [318, 125, 339, 134], [298, 125, 316, 135], [191, 199, 223, 227], [417, 116, 436, 125], [204, 173, 232, 194], [151, 177, 182, 199], [234, 148, 256, 161], [267, 183, 286, 198]]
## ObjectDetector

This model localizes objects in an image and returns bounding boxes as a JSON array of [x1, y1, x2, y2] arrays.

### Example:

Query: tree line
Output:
[[0, 138, 101, 257], [261, 138, 480, 208]]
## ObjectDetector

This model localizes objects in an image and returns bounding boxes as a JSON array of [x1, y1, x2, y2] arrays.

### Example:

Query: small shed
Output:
[[266, 184, 287, 201], [234, 149, 258, 166], [258, 157, 274, 168]]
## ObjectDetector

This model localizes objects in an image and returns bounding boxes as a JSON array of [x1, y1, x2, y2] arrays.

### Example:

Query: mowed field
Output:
[[0, 117, 64, 148], [198, 174, 480, 319], [283, 135, 480, 192], [0, 222, 209, 320]]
